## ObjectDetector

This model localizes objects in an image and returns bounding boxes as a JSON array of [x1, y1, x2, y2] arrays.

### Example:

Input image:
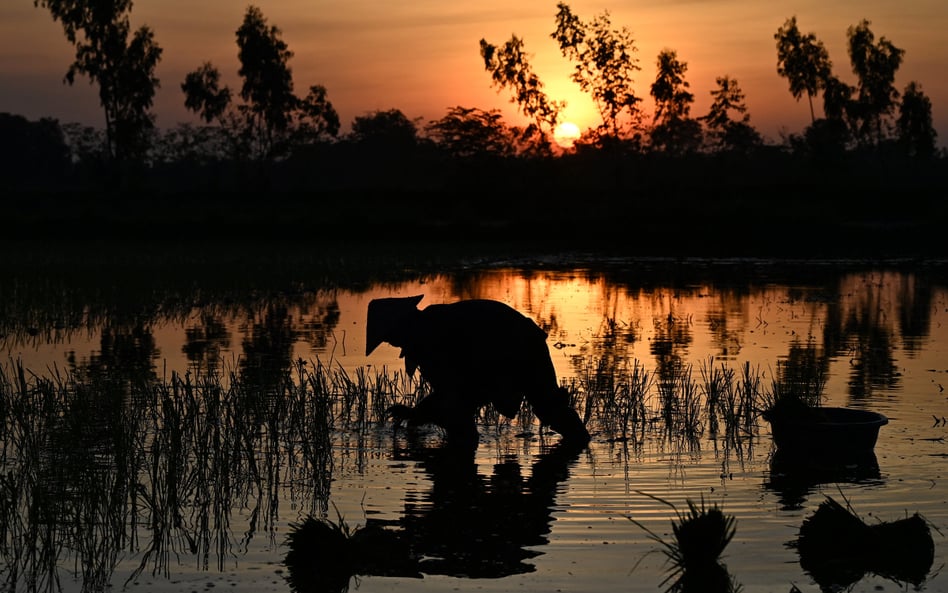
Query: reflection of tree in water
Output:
[[83, 323, 159, 381], [895, 273, 933, 354], [776, 340, 830, 404], [704, 288, 749, 359], [299, 297, 342, 352], [836, 276, 901, 400], [183, 313, 231, 371], [650, 299, 694, 382], [238, 295, 342, 390], [845, 322, 899, 399], [240, 304, 297, 402]]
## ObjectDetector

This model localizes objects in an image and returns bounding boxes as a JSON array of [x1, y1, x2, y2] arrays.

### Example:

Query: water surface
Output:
[[1, 250, 946, 593]]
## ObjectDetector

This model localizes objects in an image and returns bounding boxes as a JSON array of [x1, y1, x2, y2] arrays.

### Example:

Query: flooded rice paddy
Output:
[[1, 246, 946, 593]]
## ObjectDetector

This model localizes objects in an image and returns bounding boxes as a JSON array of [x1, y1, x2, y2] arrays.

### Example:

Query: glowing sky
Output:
[[2, 0, 946, 145]]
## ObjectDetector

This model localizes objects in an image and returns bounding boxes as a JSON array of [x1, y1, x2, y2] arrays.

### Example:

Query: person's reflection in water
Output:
[[283, 437, 585, 592]]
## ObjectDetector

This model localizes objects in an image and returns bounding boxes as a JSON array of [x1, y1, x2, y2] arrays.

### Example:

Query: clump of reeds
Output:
[[794, 495, 936, 588], [628, 492, 741, 593], [0, 356, 434, 592], [655, 362, 704, 447], [578, 356, 651, 443], [283, 509, 419, 593]]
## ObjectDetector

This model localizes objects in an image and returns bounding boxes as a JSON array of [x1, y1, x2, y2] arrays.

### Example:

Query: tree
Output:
[[701, 76, 761, 153], [821, 75, 855, 124], [774, 16, 832, 123], [182, 5, 338, 162], [0, 113, 71, 188], [425, 107, 516, 158], [479, 36, 563, 151], [236, 6, 296, 142], [35, 0, 162, 163], [800, 74, 856, 155], [551, 3, 642, 139], [294, 85, 341, 148], [182, 62, 231, 123], [847, 19, 904, 146], [897, 81, 937, 158], [650, 49, 701, 154], [350, 109, 419, 149]]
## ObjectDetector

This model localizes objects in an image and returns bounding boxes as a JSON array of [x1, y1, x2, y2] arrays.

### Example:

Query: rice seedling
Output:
[[699, 356, 731, 436], [655, 362, 704, 447], [628, 492, 741, 593], [794, 493, 937, 589], [0, 355, 441, 592], [283, 507, 419, 593], [610, 359, 652, 443]]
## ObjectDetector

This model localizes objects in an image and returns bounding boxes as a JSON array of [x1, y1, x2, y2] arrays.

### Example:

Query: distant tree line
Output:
[[3, 3, 942, 194]]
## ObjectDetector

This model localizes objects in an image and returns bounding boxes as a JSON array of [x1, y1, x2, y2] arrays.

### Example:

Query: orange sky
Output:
[[2, 0, 946, 145]]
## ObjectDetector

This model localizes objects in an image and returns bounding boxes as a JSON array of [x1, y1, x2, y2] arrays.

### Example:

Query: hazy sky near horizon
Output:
[[1, 0, 946, 145]]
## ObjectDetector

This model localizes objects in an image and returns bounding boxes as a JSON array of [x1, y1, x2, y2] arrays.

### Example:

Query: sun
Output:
[[553, 121, 581, 149]]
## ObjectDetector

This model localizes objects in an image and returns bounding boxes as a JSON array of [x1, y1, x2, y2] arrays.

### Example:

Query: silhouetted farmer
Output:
[[365, 295, 591, 447]]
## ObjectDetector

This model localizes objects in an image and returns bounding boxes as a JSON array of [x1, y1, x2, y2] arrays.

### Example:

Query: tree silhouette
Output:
[[0, 113, 71, 189], [774, 17, 832, 124], [792, 74, 855, 157], [551, 3, 642, 140], [821, 75, 855, 124], [479, 36, 563, 151], [846, 19, 904, 147], [182, 5, 339, 162], [425, 107, 516, 158], [897, 81, 937, 158], [237, 6, 297, 144], [650, 49, 701, 154], [35, 0, 162, 164], [182, 62, 232, 124], [295, 85, 340, 149], [350, 109, 420, 149], [701, 76, 761, 154]]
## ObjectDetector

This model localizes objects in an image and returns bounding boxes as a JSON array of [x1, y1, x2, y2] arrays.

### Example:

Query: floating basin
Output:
[[764, 406, 888, 456]]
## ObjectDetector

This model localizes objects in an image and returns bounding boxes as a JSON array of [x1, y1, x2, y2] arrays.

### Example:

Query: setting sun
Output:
[[553, 121, 581, 148]]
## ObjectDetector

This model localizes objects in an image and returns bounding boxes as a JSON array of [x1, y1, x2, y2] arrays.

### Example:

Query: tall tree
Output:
[[847, 19, 904, 146], [237, 6, 296, 143], [774, 16, 832, 123], [551, 3, 642, 139], [35, 0, 162, 163], [182, 5, 338, 161], [897, 81, 937, 158], [479, 36, 563, 150], [701, 76, 761, 153], [650, 49, 701, 154]]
